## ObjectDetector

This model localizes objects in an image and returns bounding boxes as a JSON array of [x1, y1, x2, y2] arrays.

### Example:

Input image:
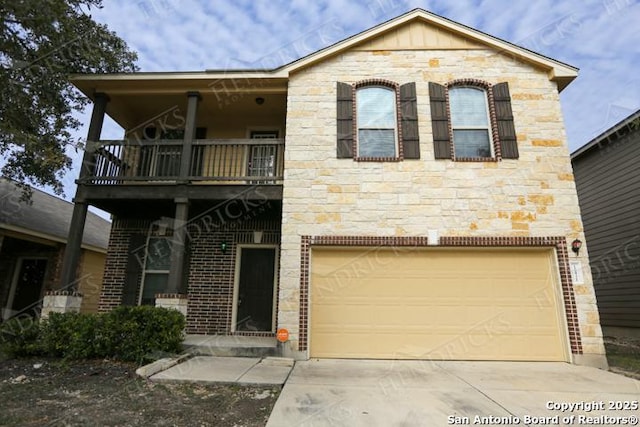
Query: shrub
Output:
[[0, 316, 43, 357], [41, 312, 104, 359], [103, 306, 185, 363], [1, 306, 185, 363]]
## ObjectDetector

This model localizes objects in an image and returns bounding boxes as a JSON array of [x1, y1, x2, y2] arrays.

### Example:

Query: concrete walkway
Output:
[[150, 356, 294, 385], [267, 360, 640, 427]]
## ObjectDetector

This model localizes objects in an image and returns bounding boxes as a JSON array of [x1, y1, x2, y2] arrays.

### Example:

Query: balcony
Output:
[[76, 138, 285, 214], [81, 138, 284, 184]]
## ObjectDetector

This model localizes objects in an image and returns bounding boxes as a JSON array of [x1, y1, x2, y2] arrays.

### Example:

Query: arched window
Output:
[[430, 80, 518, 161], [356, 86, 398, 158], [448, 86, 493, 158]]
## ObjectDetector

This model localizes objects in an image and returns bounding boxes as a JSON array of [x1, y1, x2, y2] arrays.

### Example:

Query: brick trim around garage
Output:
[[298, 235, 582, 356]]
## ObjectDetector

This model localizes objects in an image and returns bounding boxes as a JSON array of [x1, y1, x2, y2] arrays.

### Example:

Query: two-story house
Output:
[[60, 9, 606, 367]]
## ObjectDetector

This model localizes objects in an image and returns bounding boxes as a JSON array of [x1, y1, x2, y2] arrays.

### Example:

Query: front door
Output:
[[10, 258, 48, 316], [235, 247, 277, 332]]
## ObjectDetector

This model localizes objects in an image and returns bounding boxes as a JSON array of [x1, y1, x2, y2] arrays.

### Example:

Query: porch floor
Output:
[[183, 334, 278, 357]]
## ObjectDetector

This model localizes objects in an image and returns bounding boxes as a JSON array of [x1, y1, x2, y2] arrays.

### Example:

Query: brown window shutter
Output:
[[429, 82, 451, 159], [336, 82, 354, 158], [121, 234, 146, 306], [399, 82, 420, 159], [492, 82, 519, 159]]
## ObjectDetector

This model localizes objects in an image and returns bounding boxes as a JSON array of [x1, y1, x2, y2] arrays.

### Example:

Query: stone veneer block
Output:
[[41, 291, 83, 319], [155, 293, 188, 318]]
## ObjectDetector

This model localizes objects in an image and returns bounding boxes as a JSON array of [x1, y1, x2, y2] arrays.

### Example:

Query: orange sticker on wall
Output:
[[276, 328, 289, 343]]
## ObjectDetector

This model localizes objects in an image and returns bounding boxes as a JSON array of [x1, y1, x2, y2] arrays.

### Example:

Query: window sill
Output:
[[355, 156, 402, 162], [453, 156, 498, 162]]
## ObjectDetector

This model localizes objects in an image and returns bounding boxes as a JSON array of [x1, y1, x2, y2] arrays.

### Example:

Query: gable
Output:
[[352, 19, 484, 51], [284, 10, 577, 91]]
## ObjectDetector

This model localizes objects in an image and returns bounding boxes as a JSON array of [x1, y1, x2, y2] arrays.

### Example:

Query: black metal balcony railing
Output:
[[82, 139, 285, 185]]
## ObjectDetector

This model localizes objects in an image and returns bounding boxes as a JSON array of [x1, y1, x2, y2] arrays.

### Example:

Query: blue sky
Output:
[[61, 0, 639, 206]]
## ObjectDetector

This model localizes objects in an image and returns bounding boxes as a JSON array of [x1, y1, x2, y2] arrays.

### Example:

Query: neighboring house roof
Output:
[[571, 109, 640, 159], [71, 8, 578, 96], [0, 179, 111, 252]]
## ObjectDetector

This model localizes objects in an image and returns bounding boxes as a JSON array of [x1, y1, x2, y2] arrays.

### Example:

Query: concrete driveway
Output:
[[267, 360, 640, 427]]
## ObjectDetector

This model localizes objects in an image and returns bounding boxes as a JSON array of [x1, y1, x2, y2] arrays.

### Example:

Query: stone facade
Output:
[[279, 47, 604, 361]]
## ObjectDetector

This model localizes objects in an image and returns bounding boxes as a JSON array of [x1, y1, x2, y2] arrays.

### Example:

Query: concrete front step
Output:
[[183, 334, 279, 357]]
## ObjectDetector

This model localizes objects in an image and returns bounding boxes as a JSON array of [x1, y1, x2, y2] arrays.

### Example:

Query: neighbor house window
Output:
[[139, 237, 172, 305], [449, 87, 493, 158], [356, 86, 398, 158]]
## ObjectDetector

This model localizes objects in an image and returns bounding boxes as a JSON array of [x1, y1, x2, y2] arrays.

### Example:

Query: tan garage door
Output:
[[310, 248, 569, 361]]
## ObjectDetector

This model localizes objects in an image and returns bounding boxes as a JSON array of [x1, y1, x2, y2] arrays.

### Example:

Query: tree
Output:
[[0, 0, 137, 197]]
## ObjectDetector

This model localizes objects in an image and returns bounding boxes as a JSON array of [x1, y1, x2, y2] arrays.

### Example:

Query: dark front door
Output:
[[12, 258, 47, 313], [236, 248, 276, 332]]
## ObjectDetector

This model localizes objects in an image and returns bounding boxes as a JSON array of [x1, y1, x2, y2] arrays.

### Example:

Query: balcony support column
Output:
[[80, 93, 110, 180], [59, 93, 109, 290], [167, 197, 189, 294], [179, 91, 201, 181]]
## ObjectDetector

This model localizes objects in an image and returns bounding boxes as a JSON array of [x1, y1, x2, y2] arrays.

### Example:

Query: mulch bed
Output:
[[0, 357, 280, 426]]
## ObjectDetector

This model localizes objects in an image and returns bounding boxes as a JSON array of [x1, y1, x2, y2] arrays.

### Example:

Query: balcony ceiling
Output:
[[73, 76, 288, 131]]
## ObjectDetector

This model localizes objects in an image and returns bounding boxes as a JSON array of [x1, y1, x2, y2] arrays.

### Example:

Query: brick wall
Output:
[[187, 228, 237, 334], [99, 219, 148, 312], [186, 206, 281, 335], [98, 203, 281, 335]]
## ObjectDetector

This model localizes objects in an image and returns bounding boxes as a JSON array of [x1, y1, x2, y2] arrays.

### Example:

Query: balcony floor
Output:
[[78, 183, 283, 217]]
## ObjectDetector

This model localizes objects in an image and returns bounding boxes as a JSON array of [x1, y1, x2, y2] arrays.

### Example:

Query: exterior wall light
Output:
[[220, 241, 228, 254], [571, 239, 582, 255]]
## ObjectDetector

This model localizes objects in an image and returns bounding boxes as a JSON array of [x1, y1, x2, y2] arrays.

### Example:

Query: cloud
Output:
[[55, 0, 638, 203], [409, 0, 639, 147]]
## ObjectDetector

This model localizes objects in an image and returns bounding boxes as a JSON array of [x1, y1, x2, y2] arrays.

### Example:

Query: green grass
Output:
[[608, 354, 640, 373], [605, 339, 640, 377]]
